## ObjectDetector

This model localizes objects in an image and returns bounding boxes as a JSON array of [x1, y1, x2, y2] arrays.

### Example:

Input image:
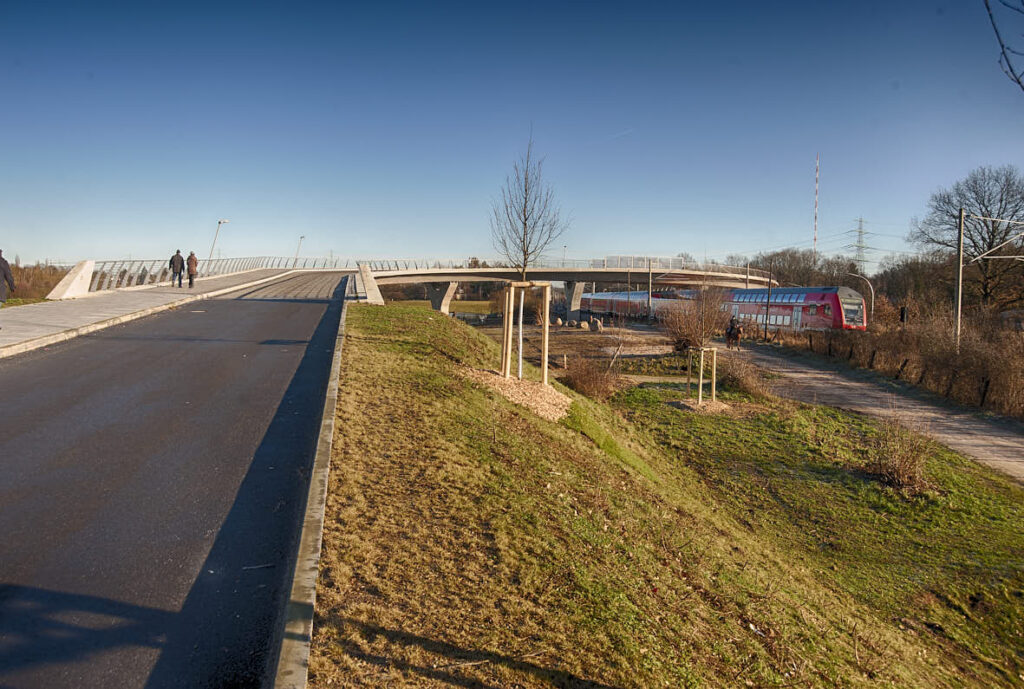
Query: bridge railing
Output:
[[87, 256, 357, 292], [362, 255, 770, 279]]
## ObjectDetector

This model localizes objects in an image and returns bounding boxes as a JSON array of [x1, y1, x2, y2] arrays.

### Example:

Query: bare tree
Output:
[[661, 287, 730, 349], [984, 0, 1024, 93], [909, 165, 1024, 308], [490, 138, 569, 280]]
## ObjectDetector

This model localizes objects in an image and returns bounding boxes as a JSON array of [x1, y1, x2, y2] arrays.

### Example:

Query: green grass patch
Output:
[[2, 297, 46, 307], [386, 299, 493, 314]]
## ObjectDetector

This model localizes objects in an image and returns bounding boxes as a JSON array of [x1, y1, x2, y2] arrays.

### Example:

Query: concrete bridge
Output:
[[354, 256, 774, 318], [45, 254, 773, 321]]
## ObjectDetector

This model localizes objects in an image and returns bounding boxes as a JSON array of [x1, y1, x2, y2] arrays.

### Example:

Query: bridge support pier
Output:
[[564, 281, 585, 322], [426, 282, 459, 314], [357, 264, 385, 305]]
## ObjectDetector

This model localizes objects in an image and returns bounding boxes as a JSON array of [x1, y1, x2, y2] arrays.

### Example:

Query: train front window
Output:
[[841, 300, 864, 326]]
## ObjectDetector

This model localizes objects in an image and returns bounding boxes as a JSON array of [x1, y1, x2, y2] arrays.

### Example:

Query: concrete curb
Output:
[[272, 280, 349, 689], [0, 270, 303, 360]]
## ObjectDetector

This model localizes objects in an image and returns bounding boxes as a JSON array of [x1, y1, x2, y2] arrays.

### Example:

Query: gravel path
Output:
[[732, 345, 1024, 484]]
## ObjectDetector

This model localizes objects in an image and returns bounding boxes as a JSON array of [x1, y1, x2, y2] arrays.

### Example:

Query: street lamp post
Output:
[[845, 272, 875, 325], [293, 235, 305, 268], [208, 219, 230, 270]]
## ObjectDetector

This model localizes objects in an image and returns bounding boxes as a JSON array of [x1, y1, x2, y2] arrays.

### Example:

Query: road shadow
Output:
[[315, 616, 623, 688], [143, 275, 348, 688], [0, 585, 171, 681]]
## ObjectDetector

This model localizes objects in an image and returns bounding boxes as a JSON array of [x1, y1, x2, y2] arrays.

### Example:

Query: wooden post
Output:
[[542, 284, 551, 385], [686, 350, 692, 398], [503, 285, 515, 378], [501, 286, 511, 376], [517, 287, 524, 380], [711, 348, 717, 402], [647, 258, 653, 323], [698, 349, 705, 404]]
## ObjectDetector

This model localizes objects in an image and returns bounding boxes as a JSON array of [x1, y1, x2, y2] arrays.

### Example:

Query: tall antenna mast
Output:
[[813, 153, 819, 264]]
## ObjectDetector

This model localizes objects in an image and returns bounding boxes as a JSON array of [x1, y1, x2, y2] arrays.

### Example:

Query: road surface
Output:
[[0, 272, 348, 688]]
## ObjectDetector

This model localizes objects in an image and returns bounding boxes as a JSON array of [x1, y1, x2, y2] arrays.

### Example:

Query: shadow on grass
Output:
[[317, 616, 623, 689]]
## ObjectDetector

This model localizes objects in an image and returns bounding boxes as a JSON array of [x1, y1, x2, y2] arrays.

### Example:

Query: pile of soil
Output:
[[669, 398, 731, 414]]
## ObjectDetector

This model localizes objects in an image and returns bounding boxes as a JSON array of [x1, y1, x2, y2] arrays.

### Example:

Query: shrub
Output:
[[660, 289, 730, 349], [563, 357, 622, 401], [779, 307, 1024, 420], [717, 356, 773, 398], [865, 420, 930, 494]]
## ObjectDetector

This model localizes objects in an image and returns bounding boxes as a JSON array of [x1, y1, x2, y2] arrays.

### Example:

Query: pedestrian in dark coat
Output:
[[169, 250, 185, 287], [0, 250, 16, 329], [186, 252, 198, 288]]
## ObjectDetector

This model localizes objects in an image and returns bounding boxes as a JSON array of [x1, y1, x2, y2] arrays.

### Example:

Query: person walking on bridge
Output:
[[169, 250, 185, 288], [0, 249, 16, 330], [186, 251, 198, 288]]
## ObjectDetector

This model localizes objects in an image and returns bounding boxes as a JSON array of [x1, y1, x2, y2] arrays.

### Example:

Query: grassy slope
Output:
[[310, 304, 1024, 688], [386, 299, 493, 314]]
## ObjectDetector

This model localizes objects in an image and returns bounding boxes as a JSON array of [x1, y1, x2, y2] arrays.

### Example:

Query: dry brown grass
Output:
[[659, 289, 730, 349], [778, 304, 1024, 420], [865, 420, 931, 494], [561, 357, 622, 401], [716, 355, 774, 399], [9, 264, 68, 301]]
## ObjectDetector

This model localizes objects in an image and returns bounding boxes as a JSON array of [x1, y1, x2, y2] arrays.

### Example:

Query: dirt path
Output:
[[731, 345, 1024, 484]]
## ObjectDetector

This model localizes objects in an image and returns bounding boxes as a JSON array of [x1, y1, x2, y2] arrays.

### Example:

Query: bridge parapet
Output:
[[47, 256, 359, 299], [358, 256, 769, 281]]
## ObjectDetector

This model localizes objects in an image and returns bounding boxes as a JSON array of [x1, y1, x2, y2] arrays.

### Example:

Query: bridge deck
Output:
[[0, 269, 299, 356], [0, 272, 348, 688]]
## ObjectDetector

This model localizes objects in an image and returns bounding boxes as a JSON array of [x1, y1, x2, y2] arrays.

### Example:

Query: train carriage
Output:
[[580, 286, 866, 331]]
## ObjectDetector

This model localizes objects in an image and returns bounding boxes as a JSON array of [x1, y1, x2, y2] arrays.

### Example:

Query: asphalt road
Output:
[[0, 272, 349, 689]]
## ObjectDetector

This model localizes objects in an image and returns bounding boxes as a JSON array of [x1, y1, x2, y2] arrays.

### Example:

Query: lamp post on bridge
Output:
[[207, 219, 229, 271], [293, 235, 305, 268]]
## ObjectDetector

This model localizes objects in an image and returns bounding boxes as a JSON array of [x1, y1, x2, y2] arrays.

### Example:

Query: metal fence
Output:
[[82, 254, 769, 293], [87, 256, 356, 292], [361, 255, 769, 278]]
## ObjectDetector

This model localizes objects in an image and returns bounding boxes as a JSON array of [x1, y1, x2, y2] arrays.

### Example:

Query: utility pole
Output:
[[764, 261, 774, 341], [813, 153, 819, 263], [955, 207, 965, 353]]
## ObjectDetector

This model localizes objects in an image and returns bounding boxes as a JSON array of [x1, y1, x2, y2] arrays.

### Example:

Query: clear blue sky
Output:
[[1, 0, 1021, 268]]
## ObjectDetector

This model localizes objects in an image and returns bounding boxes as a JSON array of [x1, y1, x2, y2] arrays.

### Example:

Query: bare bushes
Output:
[[661, 289, 730, 349], [717, 356, 773, 398], [785, 302, 1024, 420], [563, 357, 622, 401], [865, 421, 931, 494], [10, 264, 69, 300]]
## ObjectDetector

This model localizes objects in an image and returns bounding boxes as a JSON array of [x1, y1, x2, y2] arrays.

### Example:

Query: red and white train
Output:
[[580, 286, 867, 331]]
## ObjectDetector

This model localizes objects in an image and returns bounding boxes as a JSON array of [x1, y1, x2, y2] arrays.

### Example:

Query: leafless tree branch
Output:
[[490, 137, 570, 280], [985, 0, 1024, 92]]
